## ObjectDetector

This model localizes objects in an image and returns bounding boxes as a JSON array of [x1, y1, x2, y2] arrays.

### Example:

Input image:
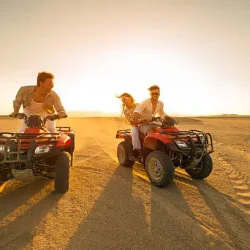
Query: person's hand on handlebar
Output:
[[163, 116, 179, 127], [9, 112, 27, 119], [46, 112, 67, 121], [9, 112, 18, 118], [58, 112, 67, 119]]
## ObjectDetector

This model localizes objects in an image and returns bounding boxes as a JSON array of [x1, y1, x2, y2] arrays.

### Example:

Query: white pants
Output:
[[17, 110, 57, 133], [131, 126, 141, 150]]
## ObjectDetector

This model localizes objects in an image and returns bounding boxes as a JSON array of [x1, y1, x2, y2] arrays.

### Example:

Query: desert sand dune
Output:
[[0, 117, 250, 249]]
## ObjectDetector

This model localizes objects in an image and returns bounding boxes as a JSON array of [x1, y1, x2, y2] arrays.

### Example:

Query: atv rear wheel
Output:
[[145, 150, 174, 187], [185, 154, 213, 179], [54, 152, 70, 193], [117, 141, 135, 167]]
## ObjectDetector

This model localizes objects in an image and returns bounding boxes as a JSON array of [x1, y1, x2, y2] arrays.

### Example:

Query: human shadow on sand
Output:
[[66, 160, 217, 250]]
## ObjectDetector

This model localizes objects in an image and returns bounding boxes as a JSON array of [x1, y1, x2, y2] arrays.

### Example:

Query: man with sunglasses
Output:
[[132, 85, 175, 135]]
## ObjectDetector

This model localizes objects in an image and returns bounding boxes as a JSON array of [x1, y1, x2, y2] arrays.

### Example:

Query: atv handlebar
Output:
[[152, 116, 179, 128], [8, 113, 67, 130], [9, 113, 27, 119], [44, 114, 59, 122], [132, 116, 179, 128], [9, 113, 66, 122]]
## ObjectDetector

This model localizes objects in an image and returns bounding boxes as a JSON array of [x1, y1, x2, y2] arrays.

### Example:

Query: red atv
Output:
[[116, 117, 214, 187], [0, 113, 75, 193]]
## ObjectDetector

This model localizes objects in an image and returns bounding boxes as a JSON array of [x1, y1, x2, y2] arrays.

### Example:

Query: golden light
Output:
[[54, 47, 219, 116]]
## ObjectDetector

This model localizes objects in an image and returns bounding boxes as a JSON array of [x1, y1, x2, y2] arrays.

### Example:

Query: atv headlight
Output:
[[175, 140, 189, 148], [34, 145, 52, 154], [0, 145, 10, 153]]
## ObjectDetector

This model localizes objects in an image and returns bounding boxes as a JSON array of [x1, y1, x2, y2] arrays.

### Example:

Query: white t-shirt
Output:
[[19, 99, 56, 133], [23, 99, 48, 117]]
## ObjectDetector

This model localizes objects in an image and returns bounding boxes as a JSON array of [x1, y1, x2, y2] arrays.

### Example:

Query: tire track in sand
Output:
[[217, 156, 250, 211]]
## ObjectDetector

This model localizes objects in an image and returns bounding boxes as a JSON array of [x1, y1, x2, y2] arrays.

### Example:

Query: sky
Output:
[[0, 0, 249, 116]]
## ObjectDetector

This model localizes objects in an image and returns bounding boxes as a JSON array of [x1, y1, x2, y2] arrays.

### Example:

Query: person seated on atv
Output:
[[117, 92, 142, 157], [132, 85, 176, 135], [10, 71, 67, 133]]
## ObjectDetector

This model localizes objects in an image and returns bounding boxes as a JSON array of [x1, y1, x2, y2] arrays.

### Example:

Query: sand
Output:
[[0, 116, 250, 250]]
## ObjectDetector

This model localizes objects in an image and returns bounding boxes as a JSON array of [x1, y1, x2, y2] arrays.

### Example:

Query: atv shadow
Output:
[[66, 162, 209, 249], [0, 178, 52, 222], [132, 163, 201, 221], [195, 179, 250, 250], [169, 169, 250, 249], [66, 165, 154, 249], [0, 181, 63, 249]]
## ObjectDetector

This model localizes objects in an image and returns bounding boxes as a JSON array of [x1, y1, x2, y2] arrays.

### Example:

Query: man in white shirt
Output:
[[133, 85, 175, 135], [11, 71, 67, 133]]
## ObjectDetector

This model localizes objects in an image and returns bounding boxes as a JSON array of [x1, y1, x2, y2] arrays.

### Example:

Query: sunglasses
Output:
[[151, 92, 160, 96]]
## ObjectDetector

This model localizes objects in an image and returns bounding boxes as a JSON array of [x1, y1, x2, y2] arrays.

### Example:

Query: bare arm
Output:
[[53, 93, 67, 116], [132, 101, 146, 123], [159, 102, 178, 126], [159, 102, 168, 119]]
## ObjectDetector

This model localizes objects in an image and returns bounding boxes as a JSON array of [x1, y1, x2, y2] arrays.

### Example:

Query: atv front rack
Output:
[[116, 128, 214, 154], [161, 129, 214, 154], [190, 130, 214, 153], [0, 132, 59, 164]]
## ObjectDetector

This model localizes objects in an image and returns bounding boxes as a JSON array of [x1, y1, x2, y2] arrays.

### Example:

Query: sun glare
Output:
[[54, 47, 216, 116]]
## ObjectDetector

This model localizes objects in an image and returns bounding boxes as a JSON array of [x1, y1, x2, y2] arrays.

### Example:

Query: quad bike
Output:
[[0, 113, 75, 193], [116, 117, 214, 187]]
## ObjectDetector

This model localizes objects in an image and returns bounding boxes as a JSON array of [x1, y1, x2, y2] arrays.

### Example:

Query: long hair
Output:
[[116, 92, 135, 117]]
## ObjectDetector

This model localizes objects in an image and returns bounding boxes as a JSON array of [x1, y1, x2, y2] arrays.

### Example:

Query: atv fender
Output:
[[143, 137, 166, 152], [68, 132, 75, 152], [124, 135, 132, 143]]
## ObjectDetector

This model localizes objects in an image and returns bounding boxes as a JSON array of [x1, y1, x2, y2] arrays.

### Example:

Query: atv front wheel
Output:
[[117, 141, 135, 167], [145, 150, 174, 187], [185, 154, 213, 179], [54, 152, 71, 193], [0, 171, 8, 186]]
